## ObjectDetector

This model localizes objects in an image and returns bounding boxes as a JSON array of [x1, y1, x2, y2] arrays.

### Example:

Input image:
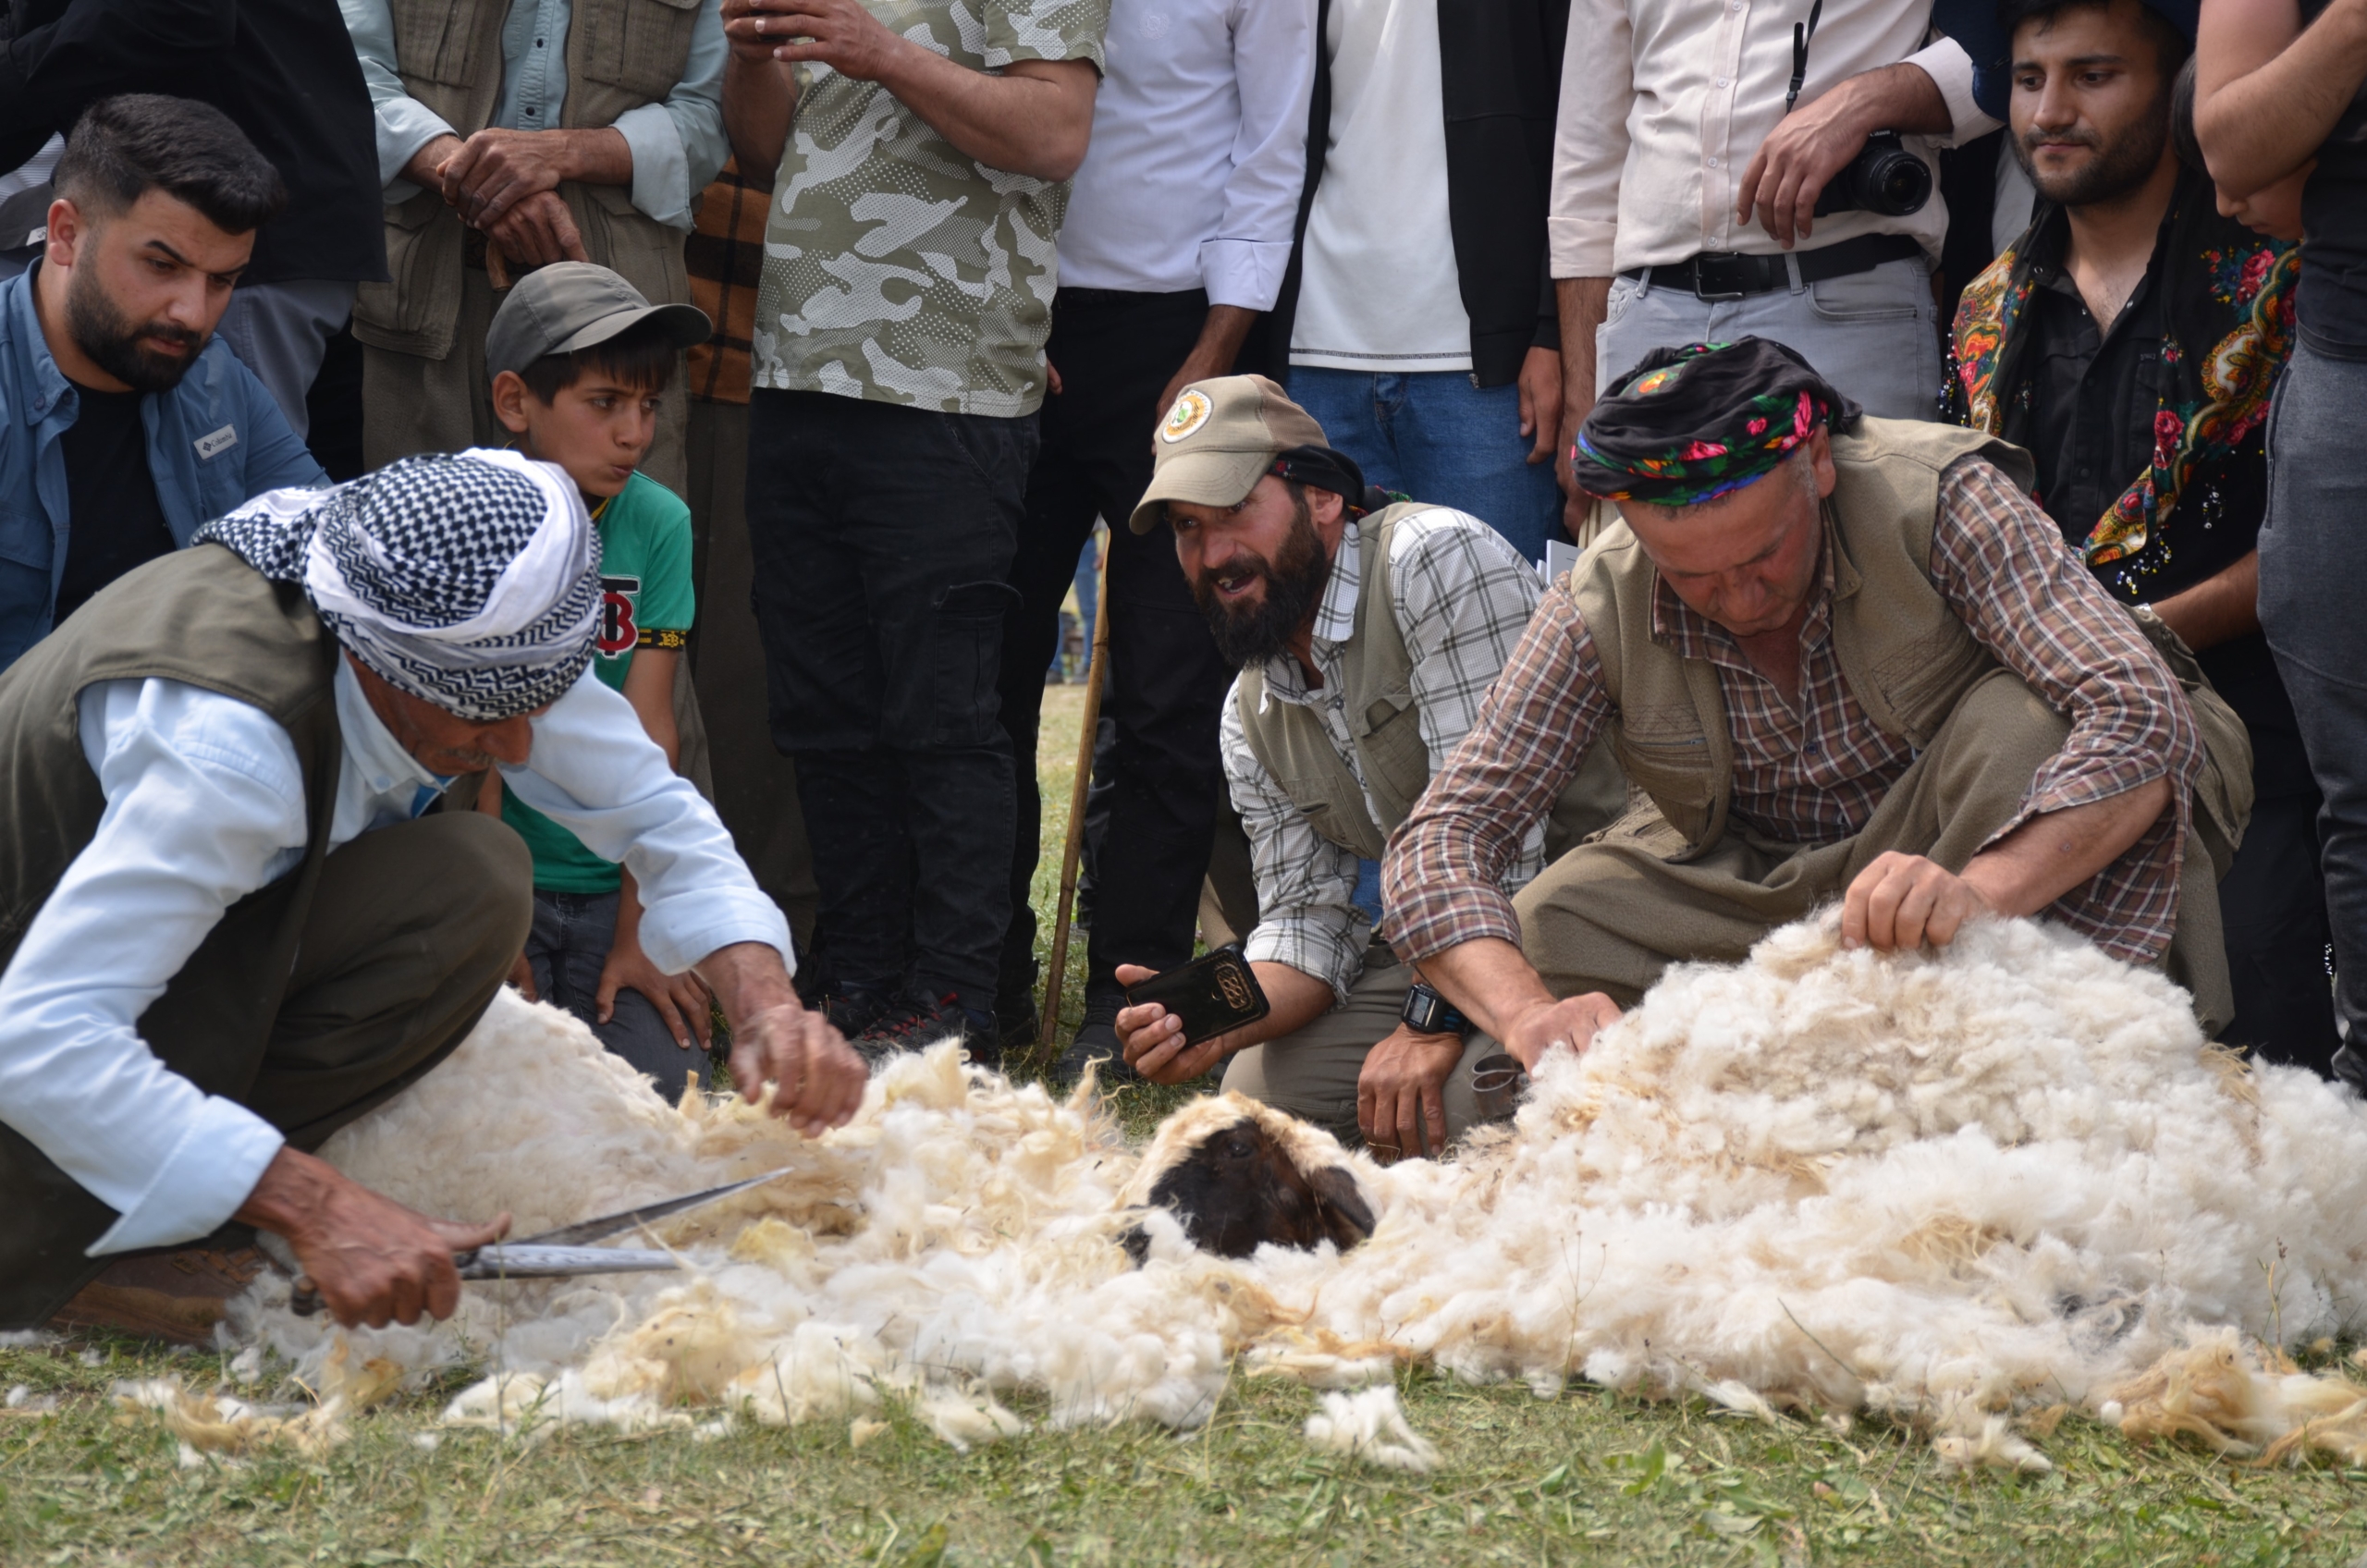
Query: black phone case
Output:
[[1123, 944, 1271, 1047]]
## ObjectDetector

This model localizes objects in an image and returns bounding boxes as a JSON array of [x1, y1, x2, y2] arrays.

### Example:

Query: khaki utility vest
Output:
[[1234, 506, 1623, 866], [1569, 418, 2252, 870], [0, 546, 342, 974], [351, 0, 701, 360]]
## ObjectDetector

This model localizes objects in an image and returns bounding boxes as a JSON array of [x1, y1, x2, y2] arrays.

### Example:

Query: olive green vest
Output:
[[351, 0, 702, 361], [1569, 417, 2253, 870], [0, 546, 343, 974], [1234, 505, 1627, 865]]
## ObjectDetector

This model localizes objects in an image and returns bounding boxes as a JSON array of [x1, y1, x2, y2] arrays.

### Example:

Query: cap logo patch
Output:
[[1160, 388, 1214, 444]]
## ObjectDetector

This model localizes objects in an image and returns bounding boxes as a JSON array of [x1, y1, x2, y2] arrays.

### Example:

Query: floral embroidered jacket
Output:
[[1946, 167, 2297, 602]]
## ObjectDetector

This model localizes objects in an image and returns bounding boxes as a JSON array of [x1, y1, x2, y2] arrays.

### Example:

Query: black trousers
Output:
[[747, 389, 1031, 1013], [0, 814, 530, 1327], [997, 289, 1238, 1013], [2220, 784, 2340, 1072]]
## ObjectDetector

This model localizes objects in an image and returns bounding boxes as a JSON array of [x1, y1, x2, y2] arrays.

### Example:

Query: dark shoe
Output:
[[51, 1247, 266, 1346], [1055, 1018, 1138, 1088], [821, 982, 896, 1040], [995, 998, 1041, 1059], [853, 987, 1000, 1068]]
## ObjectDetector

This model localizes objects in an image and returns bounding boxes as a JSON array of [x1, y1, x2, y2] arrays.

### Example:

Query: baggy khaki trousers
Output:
[[1513, 669, 2233, 1031], [362, 265, 689, 496], [0, 814, 533, 1327], [1220, 943, 1498, 1152]]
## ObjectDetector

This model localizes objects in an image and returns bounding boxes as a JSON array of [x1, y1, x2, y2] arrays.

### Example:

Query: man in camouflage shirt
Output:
[[721, 0, 1106, 1058]]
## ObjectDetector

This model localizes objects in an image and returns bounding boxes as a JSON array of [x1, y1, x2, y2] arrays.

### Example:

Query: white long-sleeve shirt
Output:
[[0, 658, 788, 1257], [1547, 0, 1998, 277], [1055, 0, 1316, 309], [339, 0, 730, 230]]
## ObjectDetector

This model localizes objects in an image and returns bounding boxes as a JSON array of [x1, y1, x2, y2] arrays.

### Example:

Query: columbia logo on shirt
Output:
[[193, 424, 238, 460]]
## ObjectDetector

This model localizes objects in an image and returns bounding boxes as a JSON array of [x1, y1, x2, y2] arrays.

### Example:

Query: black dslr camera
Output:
[[1811, 130, 1933, 217]]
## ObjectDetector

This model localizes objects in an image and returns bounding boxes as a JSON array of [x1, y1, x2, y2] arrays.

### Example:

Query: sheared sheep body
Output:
[[223, 914, 2367, 1465]]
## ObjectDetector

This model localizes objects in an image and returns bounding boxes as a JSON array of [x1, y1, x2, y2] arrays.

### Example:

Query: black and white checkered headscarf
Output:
[[196, 450, 602, 721]]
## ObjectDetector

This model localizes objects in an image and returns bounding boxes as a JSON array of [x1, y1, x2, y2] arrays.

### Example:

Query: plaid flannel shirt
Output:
[[685, 160, 767, 404], [1387, 458, 2201, 967], [1223, 510, 1548, 1004]]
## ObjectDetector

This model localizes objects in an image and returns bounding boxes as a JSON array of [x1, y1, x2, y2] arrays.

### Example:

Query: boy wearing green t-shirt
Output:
[[477, 263, 716, 1086]]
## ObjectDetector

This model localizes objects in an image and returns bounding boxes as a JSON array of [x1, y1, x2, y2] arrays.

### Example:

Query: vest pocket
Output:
[[1614, 732, 1716, 807], [389, 0, 497, 87], [576, 0, 703, 99]]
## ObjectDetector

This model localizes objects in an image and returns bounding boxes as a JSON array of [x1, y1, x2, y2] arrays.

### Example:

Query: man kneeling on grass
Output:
[[0, 451, 865, 1342], [1384, 336, 2251, 1073], [1111, 375, 1624, 1160]]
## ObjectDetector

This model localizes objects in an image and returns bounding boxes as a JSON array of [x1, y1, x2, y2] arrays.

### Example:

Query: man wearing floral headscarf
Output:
[[1384, 337, 2246, 1073], [0, 450, 864, 1342]]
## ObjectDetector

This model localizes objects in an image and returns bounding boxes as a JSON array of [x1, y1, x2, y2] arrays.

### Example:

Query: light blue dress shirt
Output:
[[0, 657, 789, 1258], [338, 0, 729, 230]]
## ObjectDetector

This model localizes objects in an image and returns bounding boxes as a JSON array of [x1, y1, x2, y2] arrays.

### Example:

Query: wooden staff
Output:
[[1039, 535, 1113, 1047]]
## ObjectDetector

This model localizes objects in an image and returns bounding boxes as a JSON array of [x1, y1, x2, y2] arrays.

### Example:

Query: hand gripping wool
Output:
[[202, 914, 2367, 1471]]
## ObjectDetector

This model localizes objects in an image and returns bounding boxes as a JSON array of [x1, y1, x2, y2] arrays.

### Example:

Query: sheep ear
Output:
[[1307, 1166, 1374, 1250]]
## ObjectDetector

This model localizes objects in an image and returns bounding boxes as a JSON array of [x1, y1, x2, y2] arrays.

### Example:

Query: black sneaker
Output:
[[853, 987, 1000, 1068], [820, 982, 896, 1040], [1054, 1012, 1138, 1088]]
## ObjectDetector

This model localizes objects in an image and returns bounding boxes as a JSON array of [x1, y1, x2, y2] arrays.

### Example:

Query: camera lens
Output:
[[1858, 145, 1932, 216]]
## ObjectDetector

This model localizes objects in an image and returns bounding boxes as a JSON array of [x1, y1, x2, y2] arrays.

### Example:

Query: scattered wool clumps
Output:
[[196, 913, 2367, 1473]]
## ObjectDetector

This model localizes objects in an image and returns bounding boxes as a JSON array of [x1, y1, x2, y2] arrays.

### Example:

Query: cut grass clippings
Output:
[[6, 686, 2363, 1565]]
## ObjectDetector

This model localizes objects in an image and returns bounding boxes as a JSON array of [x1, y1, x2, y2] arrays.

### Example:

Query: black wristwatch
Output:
[[1401, 982, 1470, 1037]]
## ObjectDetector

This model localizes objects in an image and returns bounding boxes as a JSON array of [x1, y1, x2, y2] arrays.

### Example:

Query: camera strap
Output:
[[1784, 0, 1824, 114]]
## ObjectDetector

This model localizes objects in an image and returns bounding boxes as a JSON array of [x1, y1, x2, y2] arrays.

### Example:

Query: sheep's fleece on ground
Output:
[[151, 915, 2367, 1470]]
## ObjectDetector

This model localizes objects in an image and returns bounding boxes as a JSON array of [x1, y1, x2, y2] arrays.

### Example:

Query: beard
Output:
[[1190, 494, 1334, 668], [64, 263, 206, 393], [2011, 93, 2173, 209]]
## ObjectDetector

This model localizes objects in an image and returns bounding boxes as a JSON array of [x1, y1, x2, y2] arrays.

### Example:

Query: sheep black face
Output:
[[1137, 1116, 1374, 1260]]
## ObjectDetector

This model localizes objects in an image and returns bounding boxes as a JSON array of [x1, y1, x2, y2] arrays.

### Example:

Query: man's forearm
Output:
[[1842, 60, 1954, 137], [870, 55, 1094, 183], [2199, 0, 2367, 195], [724, 55, 798, 184], [1411, 937, 1556, 1045], [556, 127, 633, 187], [1228, 959, 1336, 1052], [1555, 276, 1612, 435], [2151, 551, 2260, 653], [1185, 305, 1258, 376], [1959, 777, 2176, 920], [694, 939, 799, 1023]]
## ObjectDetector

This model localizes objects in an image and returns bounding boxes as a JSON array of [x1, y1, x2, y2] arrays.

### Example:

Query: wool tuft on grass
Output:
[[201, 914, 2367, 1471]]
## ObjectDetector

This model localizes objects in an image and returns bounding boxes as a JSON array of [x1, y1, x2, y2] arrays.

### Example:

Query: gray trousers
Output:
[[215, 279, 356, 440], [1596, 253, 1942, 419], [0, 813, 530, 1328], [1220, 945, 1494, 1150], [524, 888, 707, 1095]]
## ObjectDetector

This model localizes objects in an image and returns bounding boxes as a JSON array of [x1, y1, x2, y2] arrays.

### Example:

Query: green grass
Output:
[[6, 686, 2363, 1565]]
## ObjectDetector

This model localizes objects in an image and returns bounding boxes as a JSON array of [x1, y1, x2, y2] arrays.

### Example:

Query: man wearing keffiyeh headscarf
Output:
[[1379, 337, 2251, 1085], [0, 451, 865, 1343]]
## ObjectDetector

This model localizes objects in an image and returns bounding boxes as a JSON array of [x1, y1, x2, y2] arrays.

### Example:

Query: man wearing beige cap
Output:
[[1110, 375, 1623, 1159]]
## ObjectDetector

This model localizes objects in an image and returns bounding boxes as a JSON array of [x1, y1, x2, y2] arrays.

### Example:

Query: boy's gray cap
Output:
[[486, 262, 712, 378]]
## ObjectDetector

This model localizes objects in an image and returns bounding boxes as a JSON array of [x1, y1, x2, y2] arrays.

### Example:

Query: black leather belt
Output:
[[1621, 233, 1922, 300]]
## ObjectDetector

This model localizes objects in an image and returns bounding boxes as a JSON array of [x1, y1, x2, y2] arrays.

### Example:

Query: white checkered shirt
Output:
[[1222, 510, 1548, 1004]]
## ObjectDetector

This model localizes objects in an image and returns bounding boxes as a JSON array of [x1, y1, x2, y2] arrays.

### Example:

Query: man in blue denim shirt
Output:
[[0, 96, 324, 672]]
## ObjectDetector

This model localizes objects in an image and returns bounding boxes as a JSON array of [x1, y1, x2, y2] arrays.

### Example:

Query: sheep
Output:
[[199, 912, 2367, 1471]]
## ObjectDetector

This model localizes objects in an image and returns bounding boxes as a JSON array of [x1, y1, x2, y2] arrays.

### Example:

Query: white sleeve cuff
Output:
[[1199, 239, 1293, 313], [87, 1100, 284, 1256], [1548, 215, 1620, 280], [1905, 36, 2000, 144], [376, 97, 458, 197], [636, 884, 794, 978], [615, 103, 694, 230]]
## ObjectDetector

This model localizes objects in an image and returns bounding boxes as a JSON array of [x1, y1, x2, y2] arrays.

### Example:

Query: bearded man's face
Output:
[[1173, 478, 1337, 668]]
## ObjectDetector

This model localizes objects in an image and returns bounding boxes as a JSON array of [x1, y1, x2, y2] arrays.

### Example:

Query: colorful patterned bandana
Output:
[[1571, 338, 1861, 504], [196, 450, 602, 721]]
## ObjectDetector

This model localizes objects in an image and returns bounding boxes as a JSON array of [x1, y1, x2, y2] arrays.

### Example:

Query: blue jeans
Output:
[[2259, 337, 2367, 1085], [1283, 366, 1565, 568]]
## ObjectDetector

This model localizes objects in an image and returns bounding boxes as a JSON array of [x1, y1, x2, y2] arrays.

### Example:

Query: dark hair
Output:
[[515, 315, 683, 405], [53, 94, 286, 235], [2169, 56, 2202, 169], [1998, 0, 2192, 80]]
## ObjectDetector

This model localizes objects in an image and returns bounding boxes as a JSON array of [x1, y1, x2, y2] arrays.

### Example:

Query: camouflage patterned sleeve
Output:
[[984, 0, 1110, 70]]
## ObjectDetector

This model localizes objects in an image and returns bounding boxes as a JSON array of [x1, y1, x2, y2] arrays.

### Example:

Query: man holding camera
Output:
[[1111, 376, 1621, 1161], [1549, 0, 2002, 533]]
